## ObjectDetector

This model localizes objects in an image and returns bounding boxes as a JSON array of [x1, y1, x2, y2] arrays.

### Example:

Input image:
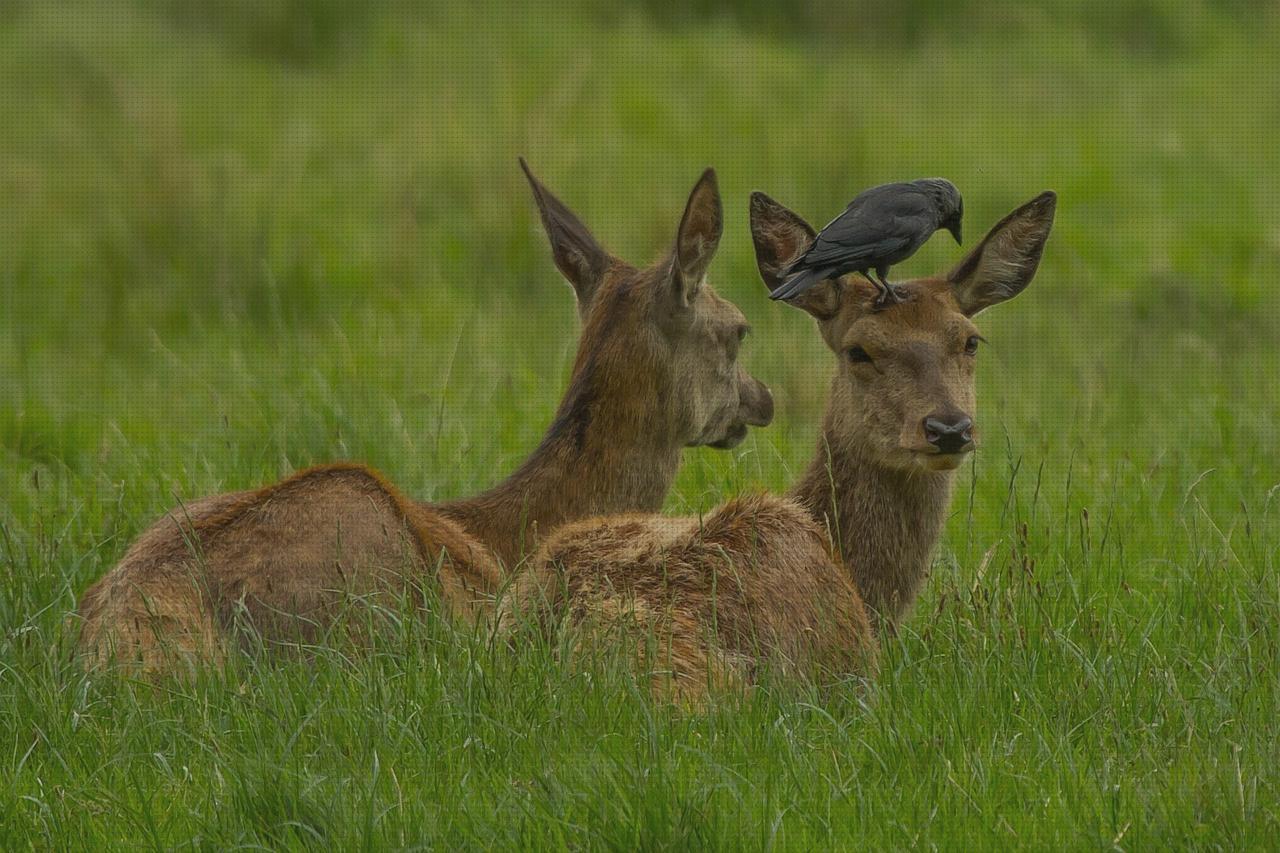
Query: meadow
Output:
[[2, 0, 1280, 847]]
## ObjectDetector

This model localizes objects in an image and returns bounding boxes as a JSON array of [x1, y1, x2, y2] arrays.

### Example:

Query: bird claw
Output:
[[872, 281, 904, 308]]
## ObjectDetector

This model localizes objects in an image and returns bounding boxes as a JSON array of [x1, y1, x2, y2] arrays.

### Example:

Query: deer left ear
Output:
[[749, 192, 815, 292], [519, 158, 613, 318], [949, 191, 1056, 316], [670, 168, 723, 308], [750, 191, 843, 320]]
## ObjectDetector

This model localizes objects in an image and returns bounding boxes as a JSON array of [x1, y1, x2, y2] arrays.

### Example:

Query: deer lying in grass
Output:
[[506, 190, 1056, 701], [75, 163, 774, 673]]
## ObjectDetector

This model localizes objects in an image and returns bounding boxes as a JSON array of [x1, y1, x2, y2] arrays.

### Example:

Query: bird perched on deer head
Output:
[[769, 178, 964, 307]]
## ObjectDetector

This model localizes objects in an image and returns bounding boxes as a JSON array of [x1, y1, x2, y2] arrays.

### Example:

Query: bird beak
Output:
[[949, 223, 963, 245]]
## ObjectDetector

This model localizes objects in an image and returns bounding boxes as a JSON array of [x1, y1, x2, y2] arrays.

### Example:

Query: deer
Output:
[[74, 162, 775, 674], [504, 190, 1057, 702]]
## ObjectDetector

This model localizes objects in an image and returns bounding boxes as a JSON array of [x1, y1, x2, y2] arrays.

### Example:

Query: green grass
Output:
[[3, 0, 1280, 847]]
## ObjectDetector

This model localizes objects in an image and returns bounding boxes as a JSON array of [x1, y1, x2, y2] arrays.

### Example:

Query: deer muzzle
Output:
[[923, 414, 974, 455]]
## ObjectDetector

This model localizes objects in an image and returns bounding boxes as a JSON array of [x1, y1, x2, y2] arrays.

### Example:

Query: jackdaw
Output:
[[770, 178, 964, 306]]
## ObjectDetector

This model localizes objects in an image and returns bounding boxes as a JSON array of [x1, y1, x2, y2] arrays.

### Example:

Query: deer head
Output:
[[522, 160, 774, 450], [751, 190, 1056, 471]]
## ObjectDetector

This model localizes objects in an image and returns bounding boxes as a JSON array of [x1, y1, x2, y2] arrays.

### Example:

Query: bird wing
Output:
[[797, 204, 928, 269], [769, 265, 839, 301]]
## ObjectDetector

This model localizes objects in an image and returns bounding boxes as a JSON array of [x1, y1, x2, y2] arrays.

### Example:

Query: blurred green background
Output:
[[3, 1, 1280, 847]]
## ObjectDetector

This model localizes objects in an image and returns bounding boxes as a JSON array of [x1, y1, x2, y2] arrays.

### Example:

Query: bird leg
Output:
[[870, 269, 903, 307]]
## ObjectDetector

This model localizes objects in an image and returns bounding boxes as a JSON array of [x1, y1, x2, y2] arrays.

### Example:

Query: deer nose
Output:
[[742, 377, 774, 427], [923, 414, 974, 454]]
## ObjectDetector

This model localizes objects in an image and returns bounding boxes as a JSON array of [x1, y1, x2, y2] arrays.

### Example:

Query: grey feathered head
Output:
[[917, 178, 963, 244]]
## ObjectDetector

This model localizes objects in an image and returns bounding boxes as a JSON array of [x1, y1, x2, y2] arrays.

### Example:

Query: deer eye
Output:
[[847, 346, 873, 364], [736, 324, 750, 342], [964, 335, 983, 356]]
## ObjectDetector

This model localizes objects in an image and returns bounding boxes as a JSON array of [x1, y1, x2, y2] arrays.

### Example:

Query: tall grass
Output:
[[2, 1, 1279, 847]]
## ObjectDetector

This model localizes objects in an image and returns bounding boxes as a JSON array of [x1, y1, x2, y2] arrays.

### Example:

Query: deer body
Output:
[[77, 465, 497, 671], [509, 191, 1057, 701], [75, 165, 774, 674], [508, 494, 877, 698]]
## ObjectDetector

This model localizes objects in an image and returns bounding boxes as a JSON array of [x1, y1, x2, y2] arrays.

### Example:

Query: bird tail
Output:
[[770, 266, 832, 302]]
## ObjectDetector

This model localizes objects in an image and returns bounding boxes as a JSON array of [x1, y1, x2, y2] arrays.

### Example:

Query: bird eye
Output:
[[847, 346, 873, 364], [964, 335, 983, 356]]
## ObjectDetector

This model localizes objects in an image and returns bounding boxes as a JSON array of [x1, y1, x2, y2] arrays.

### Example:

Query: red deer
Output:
[[506, 190, 1056, 701], [75, 163, 774, 673]]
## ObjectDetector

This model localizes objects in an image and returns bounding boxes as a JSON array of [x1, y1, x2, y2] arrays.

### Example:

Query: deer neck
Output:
[[789, 377, 955, 629], [438, 366, 679, 572]]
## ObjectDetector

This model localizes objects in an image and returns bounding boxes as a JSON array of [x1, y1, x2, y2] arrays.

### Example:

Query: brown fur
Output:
[[436, 263, 766, 568], [75, 465, 496, 671], [505, 495, 877, 703], [503, 191, 1056, 702], [74, 165, 774, 674]]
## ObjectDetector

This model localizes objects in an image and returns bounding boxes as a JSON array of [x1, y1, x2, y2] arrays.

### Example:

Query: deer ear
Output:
[[749, 191, 842, 320], [949, 191, 1056, 316], [520, 158, 611, 317], [749, 192, 815, 290], [670, 168, 723, 308]]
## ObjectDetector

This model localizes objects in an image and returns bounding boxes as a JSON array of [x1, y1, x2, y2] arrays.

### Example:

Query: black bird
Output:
[[770, 178, 964, 306]]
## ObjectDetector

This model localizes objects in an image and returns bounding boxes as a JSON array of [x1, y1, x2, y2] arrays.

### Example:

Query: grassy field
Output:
[[3, 0, 1280, 847]]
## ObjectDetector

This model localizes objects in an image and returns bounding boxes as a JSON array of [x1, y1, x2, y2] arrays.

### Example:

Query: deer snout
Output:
[[923, 414, 974, 454], [739, 372, 774, 428]]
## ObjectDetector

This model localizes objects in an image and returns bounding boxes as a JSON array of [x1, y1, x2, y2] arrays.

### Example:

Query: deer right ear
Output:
[[669, 168, 724, 309], [520, 158, 611, 316], [949, 191, 1057, 316], [749, 192, 841, 320]]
